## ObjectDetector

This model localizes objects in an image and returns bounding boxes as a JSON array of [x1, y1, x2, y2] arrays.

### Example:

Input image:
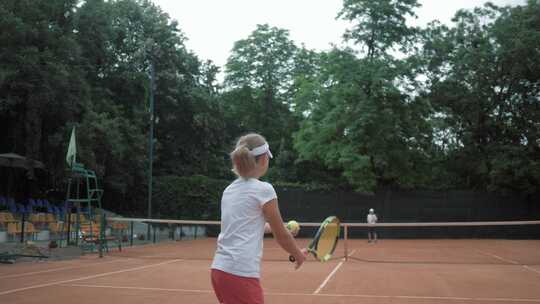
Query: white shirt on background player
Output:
[[211, 178, 277, 278], [367, 213, 378, 224]]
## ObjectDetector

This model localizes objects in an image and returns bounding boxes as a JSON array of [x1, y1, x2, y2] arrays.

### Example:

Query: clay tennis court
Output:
[[2, 238, 540, 304]]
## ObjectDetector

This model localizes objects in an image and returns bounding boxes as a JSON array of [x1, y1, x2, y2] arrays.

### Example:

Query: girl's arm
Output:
[[263, 199, 305, 269]]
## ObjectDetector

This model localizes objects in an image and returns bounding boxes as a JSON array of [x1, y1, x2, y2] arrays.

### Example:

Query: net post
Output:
[[66, 204, 71, 245], [20, 212, 26, 243], [75, 205, 80, 246], [98, 211, 105, 258], [129, 221, 134, 247], [344, 225, 348, 261]]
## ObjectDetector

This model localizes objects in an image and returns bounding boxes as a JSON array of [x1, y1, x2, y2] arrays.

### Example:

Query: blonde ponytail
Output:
[[230, 133, 267, 178], [231, 144, 257, 177]]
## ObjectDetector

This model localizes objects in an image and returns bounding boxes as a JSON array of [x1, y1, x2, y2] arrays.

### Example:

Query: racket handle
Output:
[[289, 255, 295, 263]]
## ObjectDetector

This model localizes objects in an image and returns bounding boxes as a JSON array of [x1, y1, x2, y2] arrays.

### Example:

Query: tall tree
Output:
[[0, 0, 87, 182], [339, 0, 420, 58], [223, 24, 298, 150], [421, 1, 540, 194], [74, 0, 232, 212], [294, 0, 431, 192]]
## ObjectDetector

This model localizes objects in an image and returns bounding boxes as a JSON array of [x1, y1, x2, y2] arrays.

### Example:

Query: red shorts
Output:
[[211, 269, 264, 304]]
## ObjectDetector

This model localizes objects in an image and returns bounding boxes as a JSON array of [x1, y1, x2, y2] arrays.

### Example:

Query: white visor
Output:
[[250, 142, 273, 158]]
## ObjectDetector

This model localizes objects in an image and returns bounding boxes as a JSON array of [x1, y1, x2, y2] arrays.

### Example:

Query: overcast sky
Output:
[[153, 0, 525, 72]]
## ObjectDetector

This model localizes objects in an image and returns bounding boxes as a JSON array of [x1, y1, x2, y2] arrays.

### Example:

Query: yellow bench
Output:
[[7, 222, 38, 240], [0, 212, 16, 223]]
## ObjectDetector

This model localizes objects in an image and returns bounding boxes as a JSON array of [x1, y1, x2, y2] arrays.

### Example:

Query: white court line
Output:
[[313, 249, 356, 295], [523, 265, 540, 275], [0, 259, 181, 296], [61, 283, 540, 302], [0, 258, 130, 279], [0, 240, 178, 280], [477, 250, 519, 264], [475, 250, 540, 277], [65, 283, 213, 294]]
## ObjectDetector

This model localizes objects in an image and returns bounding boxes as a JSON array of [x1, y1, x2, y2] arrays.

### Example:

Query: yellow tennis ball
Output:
[[287, 220, 300, 235]]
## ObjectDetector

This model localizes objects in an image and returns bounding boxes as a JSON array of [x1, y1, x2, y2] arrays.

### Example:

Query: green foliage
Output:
[[1, 0, 538, 217], [294, 0, 431, 192], [272, 181, 336, 192], [0, 0, 234, 214], [225, 24, 297, 93], [222, 24, 310, 185], [223, 24, 299, 150], [338, 0, 421, 57], [153, 175, 228, 219], [420, 1, 540, 194], [0, 0, 87, 174]]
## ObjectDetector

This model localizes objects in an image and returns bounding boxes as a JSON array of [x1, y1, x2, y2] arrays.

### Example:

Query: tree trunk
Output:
[[24, 96, 43, 159]]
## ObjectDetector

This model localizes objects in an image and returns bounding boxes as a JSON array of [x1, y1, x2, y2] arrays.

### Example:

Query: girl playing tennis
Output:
[[211, 133, 306, 304]]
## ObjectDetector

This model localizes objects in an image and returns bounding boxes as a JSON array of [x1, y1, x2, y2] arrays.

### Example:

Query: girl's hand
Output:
[[293, 249, 307, 269]]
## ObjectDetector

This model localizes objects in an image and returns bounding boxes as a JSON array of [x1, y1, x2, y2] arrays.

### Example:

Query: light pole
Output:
[[147, 60, 155, 239]]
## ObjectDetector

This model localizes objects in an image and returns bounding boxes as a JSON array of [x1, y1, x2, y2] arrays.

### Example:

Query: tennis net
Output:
[[99, 217, 540, 265]]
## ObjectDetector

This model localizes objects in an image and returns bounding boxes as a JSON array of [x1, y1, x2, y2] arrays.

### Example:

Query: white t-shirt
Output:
[[211, 178, 277, 278], [367, 214, 378, 224]]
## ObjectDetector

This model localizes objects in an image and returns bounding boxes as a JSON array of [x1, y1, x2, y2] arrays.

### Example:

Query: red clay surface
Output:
[[2, 239, 540, 304]]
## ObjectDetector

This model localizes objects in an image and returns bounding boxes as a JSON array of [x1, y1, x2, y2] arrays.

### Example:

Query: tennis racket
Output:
[[290, 216, 340, 262]]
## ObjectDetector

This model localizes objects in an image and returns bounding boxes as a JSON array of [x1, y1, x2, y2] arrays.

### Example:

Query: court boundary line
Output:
[[313, 249, 356, 294], [62, 283, 540, 302], [64, 283, 214, 294], [523, 265, 540, 276], [0, 258, 131, 279], [0, 259, 182, 296], [476, 250, 540, 277], [477, 250, 519, 265]]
